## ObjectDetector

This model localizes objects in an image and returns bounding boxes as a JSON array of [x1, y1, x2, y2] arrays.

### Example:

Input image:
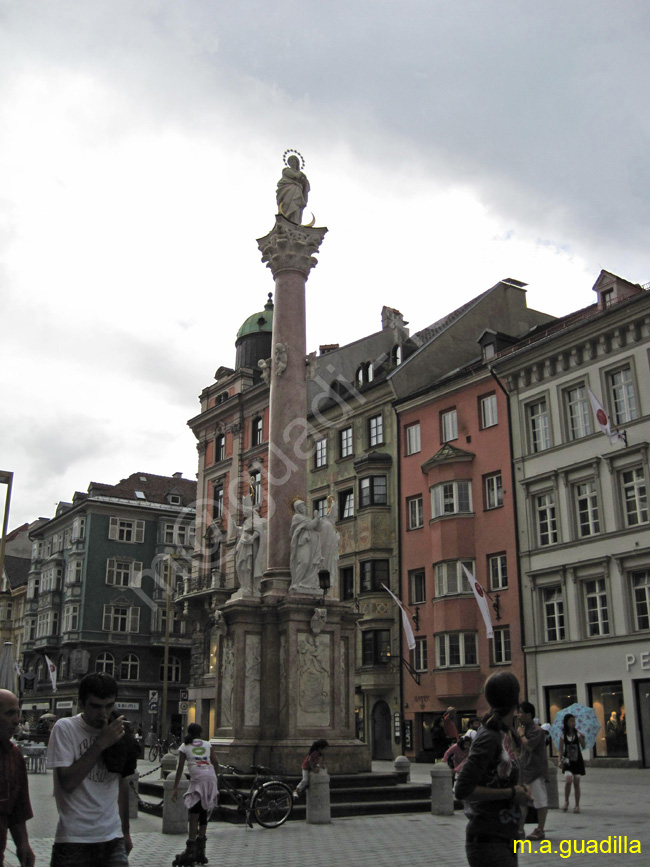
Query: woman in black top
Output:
[[455, 672, 533, 867], [558, 713, 586, 813]]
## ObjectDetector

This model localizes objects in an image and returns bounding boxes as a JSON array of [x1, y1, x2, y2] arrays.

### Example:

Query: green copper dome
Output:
[[236, 294, 274, 340]]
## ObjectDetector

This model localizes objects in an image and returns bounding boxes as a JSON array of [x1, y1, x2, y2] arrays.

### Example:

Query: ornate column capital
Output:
[[257, 215, 328, 279]]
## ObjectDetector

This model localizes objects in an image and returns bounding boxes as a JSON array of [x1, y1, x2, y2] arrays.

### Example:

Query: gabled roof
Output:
[[93, 472, 197, 506], [421, 443, 475, 473], [3, 555, 30, 589]]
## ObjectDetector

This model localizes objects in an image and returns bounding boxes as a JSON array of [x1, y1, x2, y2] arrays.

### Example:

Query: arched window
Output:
[[160, 655, 181, 682], [120, 653, 140, 681], [95, 651, 115, 677], [392, 345, 402, 366], [356, 366, 365, 386], [366, 363, 374, 383]]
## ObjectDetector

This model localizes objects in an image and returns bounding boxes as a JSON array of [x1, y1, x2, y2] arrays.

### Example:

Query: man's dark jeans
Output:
[[51, 837, 128, 867]]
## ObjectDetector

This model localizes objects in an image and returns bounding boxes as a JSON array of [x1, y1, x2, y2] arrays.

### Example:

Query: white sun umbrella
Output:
[[0, 641, 16, 692]]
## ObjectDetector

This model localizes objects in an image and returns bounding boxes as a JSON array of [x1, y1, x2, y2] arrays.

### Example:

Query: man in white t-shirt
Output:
[[46, 673, 132, 867]]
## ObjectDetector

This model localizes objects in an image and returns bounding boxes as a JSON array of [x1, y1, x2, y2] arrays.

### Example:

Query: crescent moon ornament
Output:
[[303, 212, 316, 227]]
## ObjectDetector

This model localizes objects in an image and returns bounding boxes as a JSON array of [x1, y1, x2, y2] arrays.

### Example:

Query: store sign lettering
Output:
[[625, 652, 650, 671]]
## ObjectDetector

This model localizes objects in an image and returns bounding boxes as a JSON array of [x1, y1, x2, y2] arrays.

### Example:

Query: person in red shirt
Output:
[[293, 739, 328, 800], [0, 689, 34, 867]]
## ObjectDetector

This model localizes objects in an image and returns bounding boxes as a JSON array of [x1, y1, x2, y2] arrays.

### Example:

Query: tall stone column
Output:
[[257, 215, 327, 597]]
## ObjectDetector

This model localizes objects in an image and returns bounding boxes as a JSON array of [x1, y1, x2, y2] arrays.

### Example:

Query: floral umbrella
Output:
[[549, 702, 601, 750]]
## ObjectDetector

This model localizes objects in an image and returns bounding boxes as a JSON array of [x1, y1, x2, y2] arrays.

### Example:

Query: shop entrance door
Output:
[[371, 700, 392, 760], [634, 679, 650, 768]]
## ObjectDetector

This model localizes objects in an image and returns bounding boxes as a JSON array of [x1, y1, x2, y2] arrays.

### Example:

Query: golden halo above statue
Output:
[[283, 148, 305, 169]]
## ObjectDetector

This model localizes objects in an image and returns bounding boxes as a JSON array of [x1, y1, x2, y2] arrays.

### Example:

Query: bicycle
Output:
[[217, 764, 293, 828], [148, 739, 164, 762], [148, 735, 181, 762]]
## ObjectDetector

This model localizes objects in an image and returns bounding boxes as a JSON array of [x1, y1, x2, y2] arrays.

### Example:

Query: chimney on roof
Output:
[[381, 306, 409, 333], [173, 472, 183, 479], [319, 344, 339, 355]]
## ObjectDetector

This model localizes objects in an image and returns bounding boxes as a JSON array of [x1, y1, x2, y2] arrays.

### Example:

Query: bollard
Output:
[[162, 777, 190, 835], [394, 756, 411, 783], [125, 772, 139, 820], [430, 763, 454, 815], [306, 768, 331, 824], [545, 762, 560, 809], [161, 752, 178, 780]]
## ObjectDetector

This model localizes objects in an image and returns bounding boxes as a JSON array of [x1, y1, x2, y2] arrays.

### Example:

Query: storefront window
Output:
[[589, 681, 628, 757], [545, 685, 577, 754]]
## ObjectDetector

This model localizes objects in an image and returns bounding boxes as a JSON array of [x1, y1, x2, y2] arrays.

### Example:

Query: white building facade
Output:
[[495, 271, 650, 767]]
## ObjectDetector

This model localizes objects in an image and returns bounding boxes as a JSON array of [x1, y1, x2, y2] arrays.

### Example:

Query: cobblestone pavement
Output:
[[5, 763, 648, 866]]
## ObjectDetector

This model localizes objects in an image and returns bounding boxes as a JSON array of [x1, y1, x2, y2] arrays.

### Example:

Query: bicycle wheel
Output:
[[250, 781, 293, 828], [148, 744, 157, 762]]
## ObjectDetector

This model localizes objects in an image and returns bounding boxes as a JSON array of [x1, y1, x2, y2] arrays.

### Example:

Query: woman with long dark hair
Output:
[[454, 672, 532, 867], [558, 713, 586, 813]]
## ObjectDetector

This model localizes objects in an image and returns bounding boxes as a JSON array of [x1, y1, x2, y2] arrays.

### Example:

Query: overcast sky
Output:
[[2, 0, 649, 529]]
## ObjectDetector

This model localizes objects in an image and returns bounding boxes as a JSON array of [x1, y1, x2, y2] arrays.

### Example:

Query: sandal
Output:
[[562, 802, 568, 812], [527, 829, 546, 841], [573, 807, 580, 813]]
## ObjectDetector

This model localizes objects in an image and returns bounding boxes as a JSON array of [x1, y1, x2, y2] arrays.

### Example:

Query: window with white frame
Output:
[[359, 475, 387, 507], [102, 605, 140, 633], [575, 480, 600, 537], [489, 553, 508, 590], [434, 560, 474, 597], [441, 409, 458, 443], [631, 571, 650, 630], [160, 655, 181, 682], [71, 517, 85, 541], [527, 398, 550, 453], [314, 497, 328, 518], [436, 632, 477, 668], [543, 587, 565, 642], [338, 489, 354, 519], [62, 604, 79, 633], [106, 558, 142, 588], [120, 653, 140, 680], [431, 481, 472, 518], [485, 472, 503, 509], [339, 426, 353, 458], [480, 393, 498, 428], [108, 517, 145, 543], [215, 434, 226, 462], [564, 384, 592, 440], [409, 569, 426, 604], [608, 366, 638, 425], [406, 423, 421, 455], [95, 651, 115, 676], [159, 606, 185, 635], [368, 414, 384, 447], [493, 627, 511, 664], [621, 467, 648, 527], [252, 416, 264, 446], [213, 483, 224, 519], [407, 495, 424, 529], [584, 578, 609, 637], [412, 636, 428, 672], [315, 438, 328, 468], [26, 619, 36, 642], [536, 492, 558, 546], [250, 470, 262, 505], [65, 559, 83, 585]]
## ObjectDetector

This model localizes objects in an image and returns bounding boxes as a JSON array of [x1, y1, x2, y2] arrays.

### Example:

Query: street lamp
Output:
[[318, 569, 330, 605], [0, 472, 14, 594]]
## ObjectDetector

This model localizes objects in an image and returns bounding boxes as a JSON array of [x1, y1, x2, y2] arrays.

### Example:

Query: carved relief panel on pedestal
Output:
[[219, 635, 235, 727], [297, 632, 331, 728], [244, 633, 261, 727]]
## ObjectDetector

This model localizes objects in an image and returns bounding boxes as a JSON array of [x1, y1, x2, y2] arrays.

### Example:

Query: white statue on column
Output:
[[319, 499, 339, 579], [233, 496, 267, 598], [289, 500, 322, 592]]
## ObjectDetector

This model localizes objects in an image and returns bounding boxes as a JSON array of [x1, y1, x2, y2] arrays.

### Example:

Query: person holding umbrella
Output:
[[558, 714, 586, 813]]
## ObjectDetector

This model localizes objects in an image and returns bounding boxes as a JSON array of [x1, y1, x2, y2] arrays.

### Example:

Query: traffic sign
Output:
[[149, 690, 158, 702], [180, 689, 189, 702], [179, 700, 189, 714]]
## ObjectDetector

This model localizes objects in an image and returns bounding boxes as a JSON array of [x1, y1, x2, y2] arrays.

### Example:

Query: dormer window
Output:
[[168, 495, 181, 505]]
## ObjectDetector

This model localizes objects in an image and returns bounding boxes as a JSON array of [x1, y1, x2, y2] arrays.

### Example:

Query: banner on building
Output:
[[461, 565, 494, 639], [587, 387, 626, 445], [381, 584, 416, 650], [44, 655, 57, 693]]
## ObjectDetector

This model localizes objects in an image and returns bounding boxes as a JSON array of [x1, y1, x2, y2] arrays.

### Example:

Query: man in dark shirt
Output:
[[516, 701, 548, 841], [0, 689, 34, 867]]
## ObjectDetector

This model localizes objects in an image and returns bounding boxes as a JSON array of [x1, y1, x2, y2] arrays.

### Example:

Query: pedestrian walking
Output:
[[0, 689, 34, 867], [454, 672, 533, 867], [516, 700, 548, 841], [558, 713, 586, 813], [171, 723, 219, 866], [46, 672, 132, 867], [293, 738, 328, 800]]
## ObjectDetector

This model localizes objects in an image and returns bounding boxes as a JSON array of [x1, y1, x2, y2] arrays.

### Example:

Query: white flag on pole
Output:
[[381, 584, 416, 650], [461, 564, 494, 639], [44, 655, 57, 693], [587, 387, 626, 445]]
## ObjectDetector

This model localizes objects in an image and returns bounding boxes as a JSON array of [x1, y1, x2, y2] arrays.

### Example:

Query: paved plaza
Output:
[[5, 762, 648, 866]]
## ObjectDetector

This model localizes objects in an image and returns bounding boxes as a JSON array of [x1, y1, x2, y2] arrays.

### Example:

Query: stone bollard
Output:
[[124, 772, 139, 820], [306, 769, 331, 824], [161, 752, 178, 780], [545, 762, 560, 809], [394, 756, 411, 783], [430, 763, 454, 815], [162, 777, 190, 834]]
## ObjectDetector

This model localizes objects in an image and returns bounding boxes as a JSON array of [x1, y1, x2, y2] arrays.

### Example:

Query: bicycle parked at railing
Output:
[[217, 764, 293, 828], [148, 734, 181, 762]]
